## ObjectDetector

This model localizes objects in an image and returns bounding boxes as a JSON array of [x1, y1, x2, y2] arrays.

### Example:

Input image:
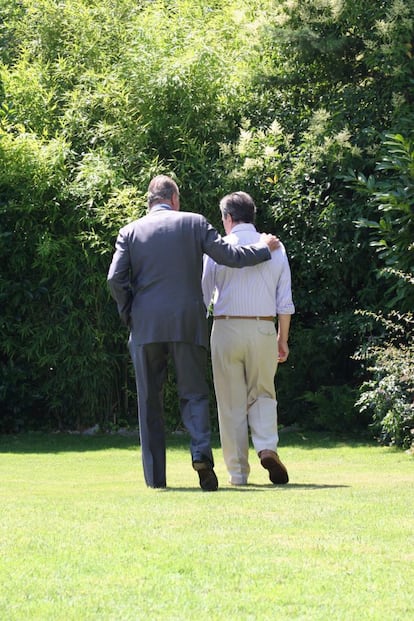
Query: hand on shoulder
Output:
[[260, 233, 280, 252]]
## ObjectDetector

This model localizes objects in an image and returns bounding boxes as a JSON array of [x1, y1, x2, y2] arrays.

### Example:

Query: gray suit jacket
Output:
[[107, 206, 271, 348]]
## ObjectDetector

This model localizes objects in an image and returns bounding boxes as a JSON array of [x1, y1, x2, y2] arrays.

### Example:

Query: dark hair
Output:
[[147, 175, 179, 207], [219, 191, 256, 224]]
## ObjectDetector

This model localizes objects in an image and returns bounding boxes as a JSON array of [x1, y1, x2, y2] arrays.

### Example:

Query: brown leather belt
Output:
[[214, 315, 274, 322]]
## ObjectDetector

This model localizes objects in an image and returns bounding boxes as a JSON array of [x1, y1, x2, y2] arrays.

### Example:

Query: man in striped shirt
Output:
[[202, 191, 295, 486]]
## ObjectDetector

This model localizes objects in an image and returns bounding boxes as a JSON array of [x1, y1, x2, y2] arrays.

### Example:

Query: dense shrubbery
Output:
[[357, 340, 414, 449], [351, 132, 414, 448], [0, 0, 413, 444]]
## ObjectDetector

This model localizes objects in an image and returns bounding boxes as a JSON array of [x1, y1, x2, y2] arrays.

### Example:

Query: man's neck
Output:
[[149, 202, 173, 210]]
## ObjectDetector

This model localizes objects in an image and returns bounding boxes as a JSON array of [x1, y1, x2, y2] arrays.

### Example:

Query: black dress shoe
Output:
[[192, 461, 219, 491]]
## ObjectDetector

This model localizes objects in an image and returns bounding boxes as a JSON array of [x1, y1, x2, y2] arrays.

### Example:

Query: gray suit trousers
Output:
[[129, 337, 214, 487]]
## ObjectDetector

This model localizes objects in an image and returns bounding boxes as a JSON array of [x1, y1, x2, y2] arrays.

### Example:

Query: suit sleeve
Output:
[[201, 218, 271, 266], [107, 229, 133, 326]]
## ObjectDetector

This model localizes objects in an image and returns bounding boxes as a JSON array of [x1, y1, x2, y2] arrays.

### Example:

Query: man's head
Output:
[[220, 191, 256, 233], [148, 175, 180, 210]]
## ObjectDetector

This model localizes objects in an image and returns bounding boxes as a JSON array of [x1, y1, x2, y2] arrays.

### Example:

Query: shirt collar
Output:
[[231, 223, 257, 233]]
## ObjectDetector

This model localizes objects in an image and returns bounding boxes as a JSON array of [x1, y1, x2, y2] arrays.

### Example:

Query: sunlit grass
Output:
[[0, 431, 412, 620]]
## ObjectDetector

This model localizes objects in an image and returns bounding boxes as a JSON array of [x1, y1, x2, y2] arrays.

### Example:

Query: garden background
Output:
[[0, 0, 413, 448]]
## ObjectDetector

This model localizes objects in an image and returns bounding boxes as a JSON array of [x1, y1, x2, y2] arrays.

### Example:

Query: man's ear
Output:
[[171, 192, 180, 211]]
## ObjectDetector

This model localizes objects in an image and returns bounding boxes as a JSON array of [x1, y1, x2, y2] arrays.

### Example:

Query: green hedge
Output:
[[0, 0, 413, 440]]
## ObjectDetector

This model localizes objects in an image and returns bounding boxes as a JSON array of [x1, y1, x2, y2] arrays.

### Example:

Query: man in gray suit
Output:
[[107, 175, 279, 491]]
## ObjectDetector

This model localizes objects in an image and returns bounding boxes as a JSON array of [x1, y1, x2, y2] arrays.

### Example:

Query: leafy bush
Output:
[[351, 132, 414, 312], [350, 127, 414, 448], [356, 341, 414, 449], [1, 0, 413, 434]]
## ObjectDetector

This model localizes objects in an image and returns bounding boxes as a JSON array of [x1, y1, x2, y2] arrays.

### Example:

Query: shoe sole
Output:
[[261, 456, 289, 484]]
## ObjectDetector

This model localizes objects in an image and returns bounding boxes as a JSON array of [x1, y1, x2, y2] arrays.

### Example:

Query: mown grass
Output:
[[0, 431, 412, 620]]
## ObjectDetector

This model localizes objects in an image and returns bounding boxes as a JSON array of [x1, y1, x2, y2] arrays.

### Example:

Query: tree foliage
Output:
[[0, 0, 413, 439], [350, 132, 414, 448]]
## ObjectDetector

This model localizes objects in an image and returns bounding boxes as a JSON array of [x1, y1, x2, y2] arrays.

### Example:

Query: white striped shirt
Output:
[[202, 223, 295, 317]]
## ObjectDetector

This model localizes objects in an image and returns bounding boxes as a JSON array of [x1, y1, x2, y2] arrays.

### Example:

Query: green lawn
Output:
[[0, 431, 413, 620]]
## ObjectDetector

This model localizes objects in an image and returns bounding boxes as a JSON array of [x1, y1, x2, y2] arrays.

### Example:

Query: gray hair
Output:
[[219, 191, 256, 224], [147, 175, 179, 207]]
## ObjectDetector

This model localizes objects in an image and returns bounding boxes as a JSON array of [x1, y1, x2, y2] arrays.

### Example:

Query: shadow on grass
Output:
[[0, 429, 376, 454], [156, 483, 350, 493]]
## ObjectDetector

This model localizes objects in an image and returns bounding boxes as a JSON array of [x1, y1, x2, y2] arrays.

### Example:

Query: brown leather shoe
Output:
[[259, 450, 289, 484]]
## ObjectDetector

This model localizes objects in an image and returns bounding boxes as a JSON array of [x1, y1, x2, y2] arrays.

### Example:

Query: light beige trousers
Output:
[[211, 318, 279, 484]]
